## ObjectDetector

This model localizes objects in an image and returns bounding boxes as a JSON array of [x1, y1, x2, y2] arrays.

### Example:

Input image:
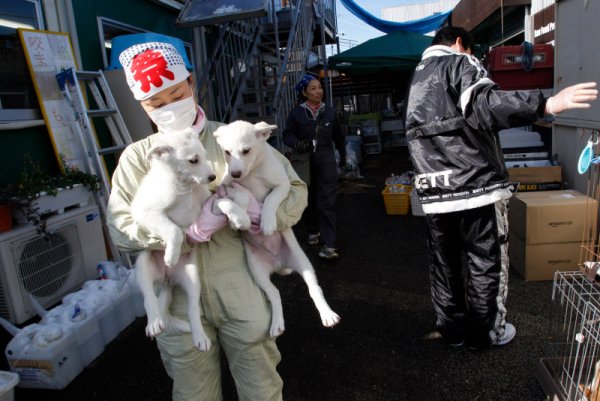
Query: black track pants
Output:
[[425, 200, 510, 348], [306, 150, 338, 248]]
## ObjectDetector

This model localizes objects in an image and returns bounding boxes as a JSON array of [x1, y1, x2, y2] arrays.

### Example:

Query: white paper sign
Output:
[[18, 29, 89, 172]]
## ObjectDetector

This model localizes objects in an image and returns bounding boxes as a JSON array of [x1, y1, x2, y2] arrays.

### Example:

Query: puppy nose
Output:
[[208, 174, 216, 182], [231, 171, 242, 178]]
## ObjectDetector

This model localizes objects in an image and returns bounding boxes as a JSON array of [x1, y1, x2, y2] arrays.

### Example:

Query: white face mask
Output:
[[147, 94, 197, 134]]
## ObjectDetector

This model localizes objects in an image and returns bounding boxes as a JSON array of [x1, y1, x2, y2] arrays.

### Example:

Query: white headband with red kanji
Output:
[[119, 42, 190, 100]]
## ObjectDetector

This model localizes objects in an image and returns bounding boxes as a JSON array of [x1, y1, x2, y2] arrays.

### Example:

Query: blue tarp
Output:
[[340, 0, 452, 34]]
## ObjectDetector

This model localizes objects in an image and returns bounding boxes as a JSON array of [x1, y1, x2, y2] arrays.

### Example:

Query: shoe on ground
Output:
[[493, 323, 516, 346], [448, 339, 464, 347], [307, 232, 320, 245], [319, 245, 339, 259]]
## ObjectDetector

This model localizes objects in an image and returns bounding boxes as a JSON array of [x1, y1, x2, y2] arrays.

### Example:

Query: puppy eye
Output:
[[225, 150, 231, 156], [189, 157, 198, 165], [242, 149, 250, 155]]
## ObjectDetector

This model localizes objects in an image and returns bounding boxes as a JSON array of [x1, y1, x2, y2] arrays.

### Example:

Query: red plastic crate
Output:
[[487, 44, 554, 90]]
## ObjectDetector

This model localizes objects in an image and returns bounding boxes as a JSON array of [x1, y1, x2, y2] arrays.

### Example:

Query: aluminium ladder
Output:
[[56, 68, 133, 267]]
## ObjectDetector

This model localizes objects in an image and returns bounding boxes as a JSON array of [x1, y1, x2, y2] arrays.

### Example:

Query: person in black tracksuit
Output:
[[283, 74, 346, 260], [405, 27, 597, 349]]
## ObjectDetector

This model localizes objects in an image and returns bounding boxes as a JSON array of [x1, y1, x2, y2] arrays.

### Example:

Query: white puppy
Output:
[[131, 130, 214, 351], [213, 120, 341, 337]]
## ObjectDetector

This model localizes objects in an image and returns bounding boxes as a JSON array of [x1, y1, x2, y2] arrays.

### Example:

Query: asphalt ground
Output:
[[2, 146, 555, 401]]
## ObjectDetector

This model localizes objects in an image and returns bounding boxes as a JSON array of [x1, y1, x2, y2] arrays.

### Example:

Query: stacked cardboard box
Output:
[[507, 164, 562, 192], [499, 126, 562, 192], [508, 190, 598, 281]]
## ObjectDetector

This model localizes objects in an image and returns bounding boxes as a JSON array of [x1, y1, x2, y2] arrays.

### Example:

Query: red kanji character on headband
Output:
[[119, 42, 190, 100], [131, 49, 175, 94]]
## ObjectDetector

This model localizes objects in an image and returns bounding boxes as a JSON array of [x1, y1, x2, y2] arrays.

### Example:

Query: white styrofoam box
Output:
[[0, 371, 18, 401], [504, 151, 549, 160], [505, 159, 553, 168], [499, 128, 544, 149]]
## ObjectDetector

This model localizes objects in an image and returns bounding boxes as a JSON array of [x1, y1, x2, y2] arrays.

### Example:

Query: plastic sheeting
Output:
[[340, 0, 451, 34]]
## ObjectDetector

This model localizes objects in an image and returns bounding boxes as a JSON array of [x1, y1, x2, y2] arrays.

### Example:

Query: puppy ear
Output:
[[254, 121, 277, 140], [147, 144, 173, 161], [213, 125, 226, 140]]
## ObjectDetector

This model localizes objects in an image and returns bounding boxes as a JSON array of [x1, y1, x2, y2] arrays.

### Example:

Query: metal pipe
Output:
[[0, 120, 46, 130]]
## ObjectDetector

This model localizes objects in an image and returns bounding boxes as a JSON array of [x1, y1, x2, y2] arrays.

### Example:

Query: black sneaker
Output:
[[319, 245, 339, 259]]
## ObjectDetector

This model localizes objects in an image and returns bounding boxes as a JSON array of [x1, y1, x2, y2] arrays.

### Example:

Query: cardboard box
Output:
[[507, 165, 561, 184], [514, 182, 562, 192], [509, 236, 581, 281], [509, 190, 598, 244]]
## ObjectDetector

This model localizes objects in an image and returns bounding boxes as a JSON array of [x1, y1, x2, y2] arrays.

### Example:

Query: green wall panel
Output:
[[0, 126, 60, 187], [72, 0, 193, 71]]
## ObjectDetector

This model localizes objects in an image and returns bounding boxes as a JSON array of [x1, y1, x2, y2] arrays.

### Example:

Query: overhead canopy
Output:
[[328, 30, 432, 75], [340, 0, 452, 34]]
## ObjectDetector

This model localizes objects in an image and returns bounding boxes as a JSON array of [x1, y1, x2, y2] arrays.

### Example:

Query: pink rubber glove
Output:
[[545, 82, 598, 115]]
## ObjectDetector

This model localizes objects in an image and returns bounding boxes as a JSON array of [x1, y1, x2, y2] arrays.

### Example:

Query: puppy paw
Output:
[[276, 267, 293, 276], [229, 211, 251, 231], [320, 311, 341, 328], [192, 332, 212, 352], [270, 316, 285, 337], [261, 215, 277, 236], [163, 246, 181, 268], [146, 317, 165, 338]]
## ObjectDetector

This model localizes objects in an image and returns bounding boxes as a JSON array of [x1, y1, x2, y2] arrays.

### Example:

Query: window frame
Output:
[[0, 0, 45, 122], [96, 17, 194, 71]]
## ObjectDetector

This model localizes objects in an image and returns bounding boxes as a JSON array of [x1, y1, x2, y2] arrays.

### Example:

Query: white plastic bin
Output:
[[0, 371, 19, 401], [5, 323, 84, 389]]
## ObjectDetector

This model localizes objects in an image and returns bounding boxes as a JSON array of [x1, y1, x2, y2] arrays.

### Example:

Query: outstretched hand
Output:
[[546, 82, 598, 115]]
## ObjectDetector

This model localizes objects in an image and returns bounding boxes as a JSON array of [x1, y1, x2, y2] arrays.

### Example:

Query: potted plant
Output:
[[4, 155, 101, 236]]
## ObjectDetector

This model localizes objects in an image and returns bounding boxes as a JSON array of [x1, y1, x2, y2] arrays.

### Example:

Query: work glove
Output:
[[545, 82, 598, 115], [295, 139, 313, 153]]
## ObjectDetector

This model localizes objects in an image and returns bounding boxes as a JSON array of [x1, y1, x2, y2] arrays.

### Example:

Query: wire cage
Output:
[[538, 130, 600, 401], [539, 272, 600, 401]]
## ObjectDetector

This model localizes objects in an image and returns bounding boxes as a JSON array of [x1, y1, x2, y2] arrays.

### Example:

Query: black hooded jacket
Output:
[[405, 45, 547, 214], [282, 102, 346, 162]]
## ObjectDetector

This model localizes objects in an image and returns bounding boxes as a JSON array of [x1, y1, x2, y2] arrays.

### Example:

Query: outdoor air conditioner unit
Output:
[[0, 204, 106, 324]]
